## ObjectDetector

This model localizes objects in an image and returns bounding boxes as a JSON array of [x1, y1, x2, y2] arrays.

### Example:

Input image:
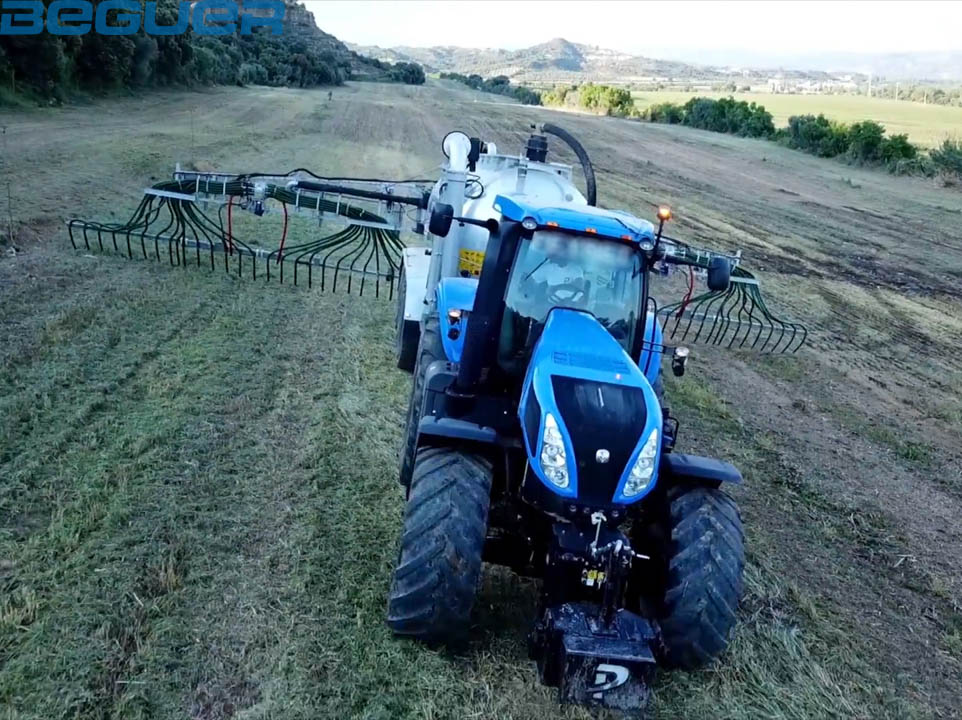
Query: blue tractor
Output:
[[387, 126, 792, 712], [69, 117, 804, 714]]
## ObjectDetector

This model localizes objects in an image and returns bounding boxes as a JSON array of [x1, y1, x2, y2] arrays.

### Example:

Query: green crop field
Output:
[[631, 90, 962, 147], [2, 81, 962, 719]]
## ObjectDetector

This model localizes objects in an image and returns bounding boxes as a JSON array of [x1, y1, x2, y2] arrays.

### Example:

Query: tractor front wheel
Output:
[[387, 446, 493, 645], [657, 485, 745, 669]]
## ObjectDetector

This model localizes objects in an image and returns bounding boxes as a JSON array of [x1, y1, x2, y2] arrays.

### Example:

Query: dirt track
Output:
[[2, 82, 961, 719]]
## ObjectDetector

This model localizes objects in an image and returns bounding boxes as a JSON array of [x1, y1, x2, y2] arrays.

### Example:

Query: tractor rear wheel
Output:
[[387, 446, 493, 644], [399, 314, 442, 488], [657, 485, 744, 670]]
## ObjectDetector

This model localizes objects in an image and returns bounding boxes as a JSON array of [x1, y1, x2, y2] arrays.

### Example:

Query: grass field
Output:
[[2, 81, 962, 719], [631, 90, 962, 147]]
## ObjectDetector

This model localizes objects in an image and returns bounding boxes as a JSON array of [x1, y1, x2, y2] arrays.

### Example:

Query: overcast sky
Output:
[[304, 1, 962, 60]]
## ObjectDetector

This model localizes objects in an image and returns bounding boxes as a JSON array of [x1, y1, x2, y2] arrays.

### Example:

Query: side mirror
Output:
[[707, 256, 731, 292], [429, 203, 454, 237]]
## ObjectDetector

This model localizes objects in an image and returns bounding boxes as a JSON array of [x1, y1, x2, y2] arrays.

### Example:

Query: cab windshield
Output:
[[498, 230, 643, 375]]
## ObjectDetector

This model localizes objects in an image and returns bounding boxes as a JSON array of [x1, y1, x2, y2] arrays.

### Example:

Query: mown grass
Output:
[[2, 83, 959, 719], [655, 372, 928, 719], [0, 276, 926, 718]]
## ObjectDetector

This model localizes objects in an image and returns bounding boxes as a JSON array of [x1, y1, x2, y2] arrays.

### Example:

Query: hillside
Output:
[[348, 37, 962, 85], [675, 48, 962, 81], [0, 0, 390, 103], [279, 1, 387, 78], [347, 37, 842, 84], [349, 38, 726, 82]]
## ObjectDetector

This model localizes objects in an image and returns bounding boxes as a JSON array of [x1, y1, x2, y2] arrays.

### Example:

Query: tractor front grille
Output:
[[551, 376, 646, 505]]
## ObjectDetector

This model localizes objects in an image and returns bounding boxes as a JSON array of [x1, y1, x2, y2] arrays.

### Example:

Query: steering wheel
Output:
[[548, 283, 586, 305], [606, 318, 629, 340]]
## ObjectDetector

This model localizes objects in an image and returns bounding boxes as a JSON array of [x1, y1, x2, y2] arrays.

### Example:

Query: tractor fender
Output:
[[418, 415, 498, 444], [418, 356, 494, 445], [416, 360, 516, 451], [659, 453, 743, 487]]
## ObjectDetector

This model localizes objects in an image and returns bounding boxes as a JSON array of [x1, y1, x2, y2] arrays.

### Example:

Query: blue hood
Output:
[[518, 309, 663, 505]]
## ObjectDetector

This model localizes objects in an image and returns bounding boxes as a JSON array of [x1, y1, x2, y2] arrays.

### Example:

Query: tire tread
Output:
[[387, 447, 493, 645], [658, 485, 745, 670]]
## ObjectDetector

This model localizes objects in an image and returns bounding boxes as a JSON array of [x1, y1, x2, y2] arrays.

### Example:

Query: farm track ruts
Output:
[[2, 82, 961, 719]]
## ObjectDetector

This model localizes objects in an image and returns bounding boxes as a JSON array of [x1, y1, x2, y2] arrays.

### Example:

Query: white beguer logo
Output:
[[591, 663, 630, 698], [595, 448, 610, 464]]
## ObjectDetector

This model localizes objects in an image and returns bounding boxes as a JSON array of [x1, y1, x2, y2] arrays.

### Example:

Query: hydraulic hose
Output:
[[539, 123, 597, 206]]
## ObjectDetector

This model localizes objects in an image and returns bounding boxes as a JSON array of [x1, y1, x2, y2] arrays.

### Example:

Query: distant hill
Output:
[[348, 38, 730, 83], [345, 37, 847, 84], [278, 2, 388, 80], [776, 51, 962, 82], [658, 48, 962, 82], [347, 37, 962, 85]]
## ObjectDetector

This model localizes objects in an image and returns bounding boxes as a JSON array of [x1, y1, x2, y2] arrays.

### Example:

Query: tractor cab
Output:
[[430, 194, 664, 388], [421, 194, 669, 514], [492, 196, 659, 380]]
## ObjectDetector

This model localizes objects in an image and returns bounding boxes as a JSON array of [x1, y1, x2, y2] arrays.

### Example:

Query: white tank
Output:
[[431, 152, 587, 277]]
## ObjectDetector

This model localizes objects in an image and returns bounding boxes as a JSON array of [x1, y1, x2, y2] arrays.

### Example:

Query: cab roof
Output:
[[493, 195, 656, 245]]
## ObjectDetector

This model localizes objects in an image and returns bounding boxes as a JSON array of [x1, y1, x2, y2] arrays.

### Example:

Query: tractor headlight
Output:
[[540, 413, 569, 489], [622, 428, 659, 497]]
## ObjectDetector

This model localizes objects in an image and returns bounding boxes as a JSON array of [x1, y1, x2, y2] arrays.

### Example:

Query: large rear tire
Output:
[[398, 314, 442, 488], [657, 485, 744, 670], [387, 446, 493, 644]]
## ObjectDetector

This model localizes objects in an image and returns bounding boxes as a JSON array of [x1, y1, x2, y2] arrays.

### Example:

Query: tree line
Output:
[[646, 96, 960, 178], [364, 57, 425, 85], [0, 1, 424, 105], [540, 84, 961, 183], [439, 73, 540, 105], [541, 83, 634, 116], [860, 84, 962, 107]]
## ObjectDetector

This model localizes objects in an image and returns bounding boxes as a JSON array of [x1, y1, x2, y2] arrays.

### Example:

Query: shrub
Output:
[[441, 72, 541, 105], [890, 155, 934, 177], [787, 114, 848, 157], [238, 62, 269, 86], [847, 120, 886, 163], [880, 134, 917, 164], [771, 127, 791, 145], [741, 101, 776, 137], [389, 62, 425, 85], [683, 97, 720, 130], [646, 102, 684, 124], [679, 96, 773, 138], [511, 86, 542, 105], [819, 122, 851, 157], [579, 84, 635, 116], [930, 138, 962, 177], [616, 91, 942, 182], [541, 85, 574, 107]]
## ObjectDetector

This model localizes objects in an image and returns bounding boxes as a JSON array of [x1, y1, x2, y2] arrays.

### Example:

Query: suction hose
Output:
[[539, 123, 597, 206]]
